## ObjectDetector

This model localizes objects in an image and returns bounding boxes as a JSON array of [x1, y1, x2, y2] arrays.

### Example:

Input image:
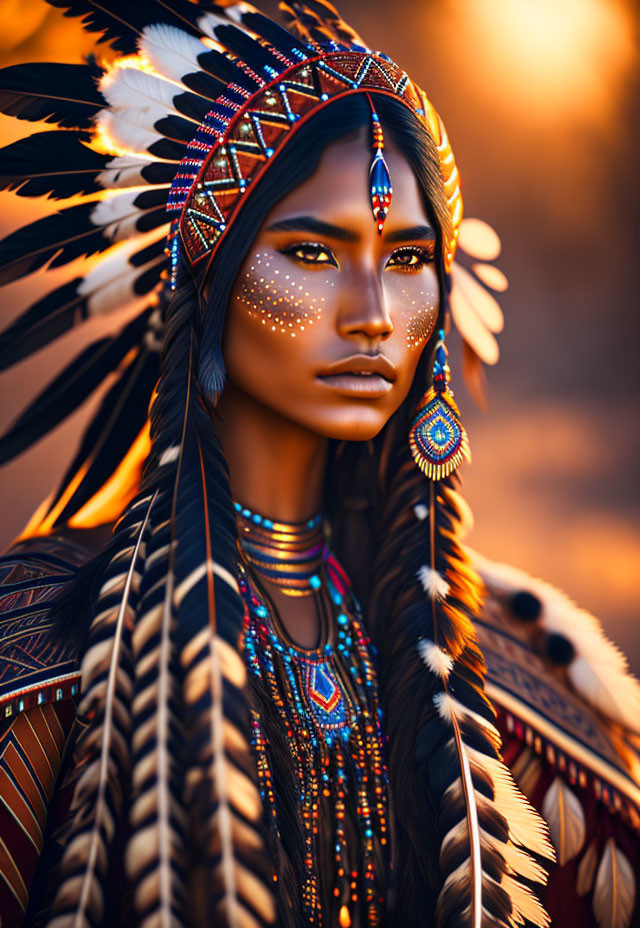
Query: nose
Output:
[[336, 267, 393, 351]]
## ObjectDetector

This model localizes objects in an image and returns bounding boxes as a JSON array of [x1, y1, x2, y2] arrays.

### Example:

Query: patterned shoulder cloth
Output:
[[0, 535, 86, 926], [469, 549, 640, 928]]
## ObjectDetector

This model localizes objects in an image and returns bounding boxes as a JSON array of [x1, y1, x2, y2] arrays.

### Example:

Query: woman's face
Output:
[[222, 127, 439, 441]]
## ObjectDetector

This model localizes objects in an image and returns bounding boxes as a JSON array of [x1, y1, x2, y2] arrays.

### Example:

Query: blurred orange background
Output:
[[0, 0, 638, 667]]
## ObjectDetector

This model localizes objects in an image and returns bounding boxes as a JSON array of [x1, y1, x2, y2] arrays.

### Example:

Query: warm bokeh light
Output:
[[436, 0, 635, 122]]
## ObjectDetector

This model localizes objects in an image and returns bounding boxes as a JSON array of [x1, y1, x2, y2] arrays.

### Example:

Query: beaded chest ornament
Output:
[[236, 504, 391, 928]]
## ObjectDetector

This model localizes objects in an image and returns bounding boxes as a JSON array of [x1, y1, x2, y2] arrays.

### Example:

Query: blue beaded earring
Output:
[[409, 329, 470, 480]]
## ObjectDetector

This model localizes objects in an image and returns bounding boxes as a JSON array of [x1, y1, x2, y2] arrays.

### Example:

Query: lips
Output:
[[316, 354, 396, 397]]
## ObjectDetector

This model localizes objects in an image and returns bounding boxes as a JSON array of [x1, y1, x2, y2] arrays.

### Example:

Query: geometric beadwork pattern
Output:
[[305, 661, 348, 731], [0, 539, 83, 720], [408, 388, 470, 481], [176, 51, 462, 270]]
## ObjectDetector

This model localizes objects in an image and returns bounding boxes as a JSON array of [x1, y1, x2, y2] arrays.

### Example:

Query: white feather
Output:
[[472, 262, 509, 293], [98, 155, 156, 191], [474, 751, 554, 859], [418, 637, 453, 679], [417, 564, 450, 599], [101, 67, 182, 113], [593, 839, 636, 928], [139, 24, 207, 85], [449, 278, 500, 365], [458, 217, 502, 261], [469, 549, 640, 734], [78, 228, 168, 297], [90, 188, 166, 230], [197, 8, 257, 40], [96, 110, 165, 157], [451, 262, 504, 334], [541, 776, 586, 866]]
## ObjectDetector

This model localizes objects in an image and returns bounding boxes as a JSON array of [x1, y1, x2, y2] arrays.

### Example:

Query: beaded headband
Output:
[[169, 51, 463, 278]]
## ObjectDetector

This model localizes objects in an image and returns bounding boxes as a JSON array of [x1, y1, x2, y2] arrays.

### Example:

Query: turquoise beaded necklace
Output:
[[236, 503, 392, 928]]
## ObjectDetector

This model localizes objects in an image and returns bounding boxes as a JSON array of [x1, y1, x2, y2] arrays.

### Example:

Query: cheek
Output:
[[234, 251, 331, 338], [385, 272, 439, 350]]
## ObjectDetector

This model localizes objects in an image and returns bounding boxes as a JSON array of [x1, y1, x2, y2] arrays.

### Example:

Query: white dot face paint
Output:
[[236, 251, 328, 337], [401, 284, 438, 350]]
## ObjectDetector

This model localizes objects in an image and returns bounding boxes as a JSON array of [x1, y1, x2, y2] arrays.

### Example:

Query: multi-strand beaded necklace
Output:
[[235, 503, 391, 928]]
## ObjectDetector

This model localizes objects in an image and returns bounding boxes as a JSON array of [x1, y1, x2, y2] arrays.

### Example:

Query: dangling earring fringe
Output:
[[409, 328, 470, 480]]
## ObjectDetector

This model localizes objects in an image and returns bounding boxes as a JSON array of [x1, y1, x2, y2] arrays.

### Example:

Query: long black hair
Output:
[[48, 92, 486, 928]]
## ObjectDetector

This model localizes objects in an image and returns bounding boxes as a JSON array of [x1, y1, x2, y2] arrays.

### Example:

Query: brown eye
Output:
[[386, 245, 435, 271], [281, 242, 338, 267]]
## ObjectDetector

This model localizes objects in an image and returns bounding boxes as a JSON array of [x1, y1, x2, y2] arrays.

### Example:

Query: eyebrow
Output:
[[266, 215, 436, 245], [384, 224, 436, 243], [265, 216, 359, 241]]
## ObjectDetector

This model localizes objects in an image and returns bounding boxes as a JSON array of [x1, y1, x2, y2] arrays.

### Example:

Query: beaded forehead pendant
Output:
[[367, 94, 393, 233]]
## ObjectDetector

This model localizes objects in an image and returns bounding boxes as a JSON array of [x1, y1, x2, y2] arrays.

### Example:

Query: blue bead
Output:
[[252, 513, 262, 524], [266, 148, 274, 157], [321, 93, 329, 101], [263, 519, 274, 529], [242, 508, 251, 518], [234, 501, 241, 512], [310, 575, 321, 590], [337, 613, 348, 626]]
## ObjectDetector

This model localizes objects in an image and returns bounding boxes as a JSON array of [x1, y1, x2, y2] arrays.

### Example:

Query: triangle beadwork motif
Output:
[[180, 52, 423, 265]]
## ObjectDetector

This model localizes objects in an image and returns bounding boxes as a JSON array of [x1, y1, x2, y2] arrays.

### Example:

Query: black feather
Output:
[[0, 278, 87, 372], [0, 308, 152, 465], [241, 12, 312, 62], [0, 200, 167, 285], [153, 114, 198, 145], [52, 347, 158, 525], [213, 24, 290, 78], [196, 49, 261, 93], [44, 0, 205, 54], [0, 61, 105, 127], [0, 131, 107, 199]]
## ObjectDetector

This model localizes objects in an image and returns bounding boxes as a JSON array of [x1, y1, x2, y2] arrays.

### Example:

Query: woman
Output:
[[0, 2, 638, 927]]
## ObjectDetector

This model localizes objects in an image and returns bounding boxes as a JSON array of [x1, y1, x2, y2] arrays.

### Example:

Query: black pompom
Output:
[[545, 633, 575, 666], [510, 590, 542, 622]]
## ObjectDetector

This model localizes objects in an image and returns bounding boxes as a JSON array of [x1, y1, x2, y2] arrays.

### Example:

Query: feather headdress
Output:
[[0, 2, 528, 926]]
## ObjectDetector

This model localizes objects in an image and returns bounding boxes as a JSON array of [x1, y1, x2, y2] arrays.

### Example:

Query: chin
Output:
[[305, 405, 393, 442]]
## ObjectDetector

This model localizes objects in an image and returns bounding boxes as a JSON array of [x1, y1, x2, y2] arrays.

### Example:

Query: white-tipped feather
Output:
[[432, 686, 554, 928], [417, 564, 450, 599], [90, 187, 166, 229], [449, 274, 500, 366], [101, 66, 184, 114], [541, 776, 586, 866], [78, 227, 168, 308], [469, 550, 640, 734], [127, 528, 185, 927], [139, 24, 208, 86], [458, 217, 502, 261], [472, 262, 509, 293], [451, 262, 504, 334], [418, 637, 453, 679], [593, 839, 636, 928], [98, 156, 156, 191], [96, 110, 165, 157], [197, 9, 258, 40], [49, 494, 156, 926], [85, 257, 163, 317]]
